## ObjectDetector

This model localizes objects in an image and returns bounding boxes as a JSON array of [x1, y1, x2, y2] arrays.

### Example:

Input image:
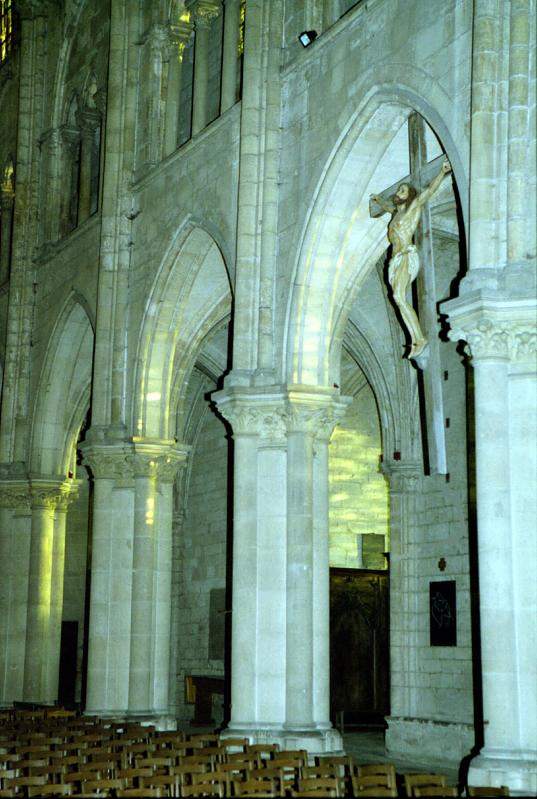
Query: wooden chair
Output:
[[414, 788, 457, 798], [225, 751, 261, 770], [404, 773, 447, 797], [81, 778, 127, 793], [246, 744, 280, 760], [116, 790, 163, 798], [358, 764, 397, 788], [468, 789, 510, 797], [293, 777, 341, 797], [182, 774, 225, 797], [140, 773, 179, 798], [271, 750, 307, 762], [233, 777, 278, 797], [352, 783, 398, 798], [27, 785, 72, 797]]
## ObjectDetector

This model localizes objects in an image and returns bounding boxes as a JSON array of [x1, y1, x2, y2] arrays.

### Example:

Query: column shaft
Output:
[[286, 429, 314, 728], [85, 475, 133, 714], [229, 434, 259, 725], [0, 495, 31, 705], [23, 503, 55, 702], [220, 0, 241, 112], [312, 439, 330, 727], [474, 359, 518, 747], [191, 22, 210, 134], [45, 505, 67, 702]]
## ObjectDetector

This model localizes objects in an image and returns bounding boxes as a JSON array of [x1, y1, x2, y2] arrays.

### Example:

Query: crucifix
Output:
[[369, 113, 451, 475]]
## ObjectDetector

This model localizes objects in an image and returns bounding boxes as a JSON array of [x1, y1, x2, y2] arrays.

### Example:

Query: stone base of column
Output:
[[85, 710, 177, 731], [468, 750, 537, 797], [220, 724, 344, 755], [386, 716, 474, 763]]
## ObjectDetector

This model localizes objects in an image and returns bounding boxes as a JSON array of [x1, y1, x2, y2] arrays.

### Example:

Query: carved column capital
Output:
[[1, 167, 15, 209], [80, 444, 133, 480], [214, 387, 352, 443], [169, 17, 195, 61], [186, 0, 222, 28], [75, 107, 102, 136], [286, 390, 352, 441], [131, 439, 190, 483], [380, 460, 421, 492], [444, 294, 537, 365], [29, 478, 77, 511]]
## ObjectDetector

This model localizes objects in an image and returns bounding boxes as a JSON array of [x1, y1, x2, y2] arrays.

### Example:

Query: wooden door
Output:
[[330, 568, 389, 727]]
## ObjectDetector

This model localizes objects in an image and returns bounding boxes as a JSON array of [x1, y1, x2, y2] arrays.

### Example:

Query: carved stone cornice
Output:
[[13, 0, 61, 20], [186, 0, 222, 28], [444, 295, 537, 364], [131, 439, 190, 483], [0, 481, 31, 511]]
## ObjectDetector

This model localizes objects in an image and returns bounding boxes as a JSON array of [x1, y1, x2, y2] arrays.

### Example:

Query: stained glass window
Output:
[[0, 0, 15, 66]]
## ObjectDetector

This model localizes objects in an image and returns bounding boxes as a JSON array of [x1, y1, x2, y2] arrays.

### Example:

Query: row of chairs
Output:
[[0, 708, 510, 797]]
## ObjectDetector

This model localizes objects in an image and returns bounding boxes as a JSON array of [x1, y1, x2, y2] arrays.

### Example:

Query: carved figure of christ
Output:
[[369, 113, 452, 474]]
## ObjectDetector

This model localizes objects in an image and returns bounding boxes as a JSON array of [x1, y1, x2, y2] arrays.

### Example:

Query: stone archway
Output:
[[0, 295, 94, 706]]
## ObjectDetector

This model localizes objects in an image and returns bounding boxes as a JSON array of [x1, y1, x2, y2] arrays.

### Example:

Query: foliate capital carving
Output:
[[445, 296, 537, 365], [215, 388, 352, 443], [286, 394, 351, 441], [186, 0, 222, 28], [169, 18, 194, 61], [380, 460, 421, 492], [29, 478, 77, 511], [75, 107, 101, 135], [219, 402, 288, 442], [131, 439, 190, 483], [449, 319, 537, 363], [81, 445, 132, 480]]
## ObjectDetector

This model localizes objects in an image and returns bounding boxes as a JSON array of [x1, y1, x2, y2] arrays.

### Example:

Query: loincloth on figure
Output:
[[388, 244, 420, 286]]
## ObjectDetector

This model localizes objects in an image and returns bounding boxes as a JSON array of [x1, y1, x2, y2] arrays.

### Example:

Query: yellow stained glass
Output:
[[1, 0, 14, 65]]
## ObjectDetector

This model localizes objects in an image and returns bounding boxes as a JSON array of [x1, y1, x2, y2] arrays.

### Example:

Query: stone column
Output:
[[220, 0, 241, 112], [380, 460, 421, 752], [128, 441, 188, 719], [164, 18, 194, 157], [0, 173, 14, 284], [215, 386, 349, 753], [23, 479, 75, 704], [76, 108, 101, 223], [44, 486, 78, 701], [446, 299, 537, 795], [81, 444, 134, 716], [188, 0, 221, 135], [0, 479, 31, 706]]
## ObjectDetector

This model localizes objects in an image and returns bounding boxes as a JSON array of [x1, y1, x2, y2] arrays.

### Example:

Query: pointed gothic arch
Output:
[[284, 75, 467, 390], [29, 294, 94, 476], [133, 221, 232, 441]]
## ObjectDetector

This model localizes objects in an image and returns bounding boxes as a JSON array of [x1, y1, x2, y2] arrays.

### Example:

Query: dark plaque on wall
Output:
[[429, 580, 457, 646]]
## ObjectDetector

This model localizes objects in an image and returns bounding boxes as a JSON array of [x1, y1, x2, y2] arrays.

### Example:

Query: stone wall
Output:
[[175, 406, 229, 724]]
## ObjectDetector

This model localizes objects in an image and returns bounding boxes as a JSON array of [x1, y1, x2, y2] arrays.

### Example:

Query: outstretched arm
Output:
[[415, 159, 452, 208], [370, 193, 396, 215]]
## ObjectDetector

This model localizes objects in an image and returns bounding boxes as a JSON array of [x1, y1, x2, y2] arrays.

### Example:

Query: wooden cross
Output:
[[369, 113, 448, 475]]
